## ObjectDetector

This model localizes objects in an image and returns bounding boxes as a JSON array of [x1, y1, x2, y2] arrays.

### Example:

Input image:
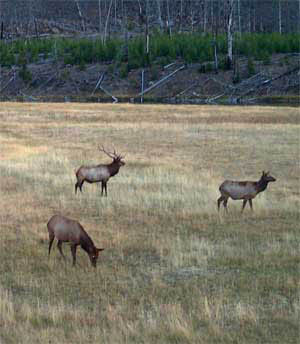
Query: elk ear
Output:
[[262, 170, 265, 176], [97, 248, 105, 253], [266, 171, 270, 175]]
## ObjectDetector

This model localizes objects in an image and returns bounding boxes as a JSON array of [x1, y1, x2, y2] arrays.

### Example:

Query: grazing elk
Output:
[[217, 171, 276, 213], [75, 146, 125, 197], [47, 214, 104, 267]]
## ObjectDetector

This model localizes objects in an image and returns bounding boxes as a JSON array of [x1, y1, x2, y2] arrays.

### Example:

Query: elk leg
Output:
[[75, 181, 83, 194], [101, 181, 107, 197], [48, 234, 54, 256], [249, 199, 253, 211], [223, 198, 228, 212], [104, 181, 107, 197], [241, 199, 247, 212], [217, 196, 224, 211], [57, 241, 66, 260], [70, 244, 77, 266]]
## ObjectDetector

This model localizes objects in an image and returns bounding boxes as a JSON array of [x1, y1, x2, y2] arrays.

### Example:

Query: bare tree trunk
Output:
[[145, 0, 150, 64], [299, 0, 300, 32], [214, 40, 218, 73], [74, 0, 85, 31], [1, 22, 4, 40], [237, 0, 241, 35], [203, 0, 207, 32], [253, 5, 256, 32], [278, 0, 282, 34], [123, 0, 128, 62], [104, 0, 113, 44], [226, 0, 234, 70], [248, 4, 251, 33], [191, 8, 195, 33], [166, 0, 172, 37], [114, 0, 117, 28], [180, 0, 183, 32], [141, 69, 145, 103], [156, 0, 163, 31], [34, 18, 39, 38], [98, 0, 102, 35]]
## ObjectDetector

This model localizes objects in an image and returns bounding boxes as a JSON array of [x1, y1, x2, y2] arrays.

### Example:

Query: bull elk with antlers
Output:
[[75, 146, 125, 196]]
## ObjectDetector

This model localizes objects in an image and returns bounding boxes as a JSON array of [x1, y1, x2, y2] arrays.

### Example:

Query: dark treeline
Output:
[[0, 1, 299, 39]]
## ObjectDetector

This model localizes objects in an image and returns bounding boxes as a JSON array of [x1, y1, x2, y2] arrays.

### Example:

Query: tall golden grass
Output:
[[0, 102, 299, 343]]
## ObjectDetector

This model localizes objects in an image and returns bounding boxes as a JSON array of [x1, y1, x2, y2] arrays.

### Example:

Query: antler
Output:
[[99, 145, 124, 160], [99, 145, 115, 159]]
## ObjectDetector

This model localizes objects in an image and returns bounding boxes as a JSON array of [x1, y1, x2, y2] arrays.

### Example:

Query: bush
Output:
[[262, 51, 271, 65], [19, 64, 32, 83], [120, 63, 129, 78], [128, 58, 141, 71], [149, 65, 159, 81], [247, 57, 255, 76], [78, 60, 86, 71], [205, 62, 214, 72], [0, 47, 15, 67], [197, 65, 206, 73], [17, 49, 27, 66]]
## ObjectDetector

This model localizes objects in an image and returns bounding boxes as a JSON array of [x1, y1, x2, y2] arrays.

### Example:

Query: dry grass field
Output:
[[0, 102, 299, 343]]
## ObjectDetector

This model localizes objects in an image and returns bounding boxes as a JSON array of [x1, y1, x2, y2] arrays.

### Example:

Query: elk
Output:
[[47, 214, 104, 267], [217, 171, 276, 212], [75, 146, 125, 197]]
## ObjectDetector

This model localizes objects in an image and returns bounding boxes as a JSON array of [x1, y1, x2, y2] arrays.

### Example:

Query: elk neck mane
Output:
[[256, 177, 268, 193], [79, 228, 95, 253], [107, 160, 121, 176]]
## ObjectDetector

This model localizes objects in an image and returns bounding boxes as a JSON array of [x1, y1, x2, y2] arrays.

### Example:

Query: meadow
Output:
[[0, 102, 299, 343]]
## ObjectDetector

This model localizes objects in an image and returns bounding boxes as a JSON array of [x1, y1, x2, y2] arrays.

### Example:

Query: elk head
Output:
[[99, 145, 125, 167], [261, 171, 276, 183]]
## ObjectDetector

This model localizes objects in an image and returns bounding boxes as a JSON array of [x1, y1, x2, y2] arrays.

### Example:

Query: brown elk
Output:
[[47, 214, 104, 267], [217, 171, 276, 212], [75, 146, 125, 196]]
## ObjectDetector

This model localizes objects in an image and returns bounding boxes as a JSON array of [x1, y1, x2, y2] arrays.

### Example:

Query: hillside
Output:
[[1, 49, 299, 105], [1, 29, 299, 105]]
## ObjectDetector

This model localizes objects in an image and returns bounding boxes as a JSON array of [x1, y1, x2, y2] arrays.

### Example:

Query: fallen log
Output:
[[99, 85, 118, 103], [91, 72, 106, 95], [0, 72, 15, 93], [174, 82, 199, 98], [206, 93, 225, 104], [138, 64, 185, 97]]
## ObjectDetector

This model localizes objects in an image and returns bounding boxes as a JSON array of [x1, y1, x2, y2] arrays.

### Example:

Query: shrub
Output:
[[197, 64, 206, 73], [17, 49, 27, 66], [0, 47, 15, 67], [107, 63, 115, 74], [120, 63, 129, 78], [78, 60, 86, 71], [205, 62, 214, 72], [19, 64, 32, 83], [149, 65, 159, 81], [247, 57, 255, 76], [262, 51, 271, 65]]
